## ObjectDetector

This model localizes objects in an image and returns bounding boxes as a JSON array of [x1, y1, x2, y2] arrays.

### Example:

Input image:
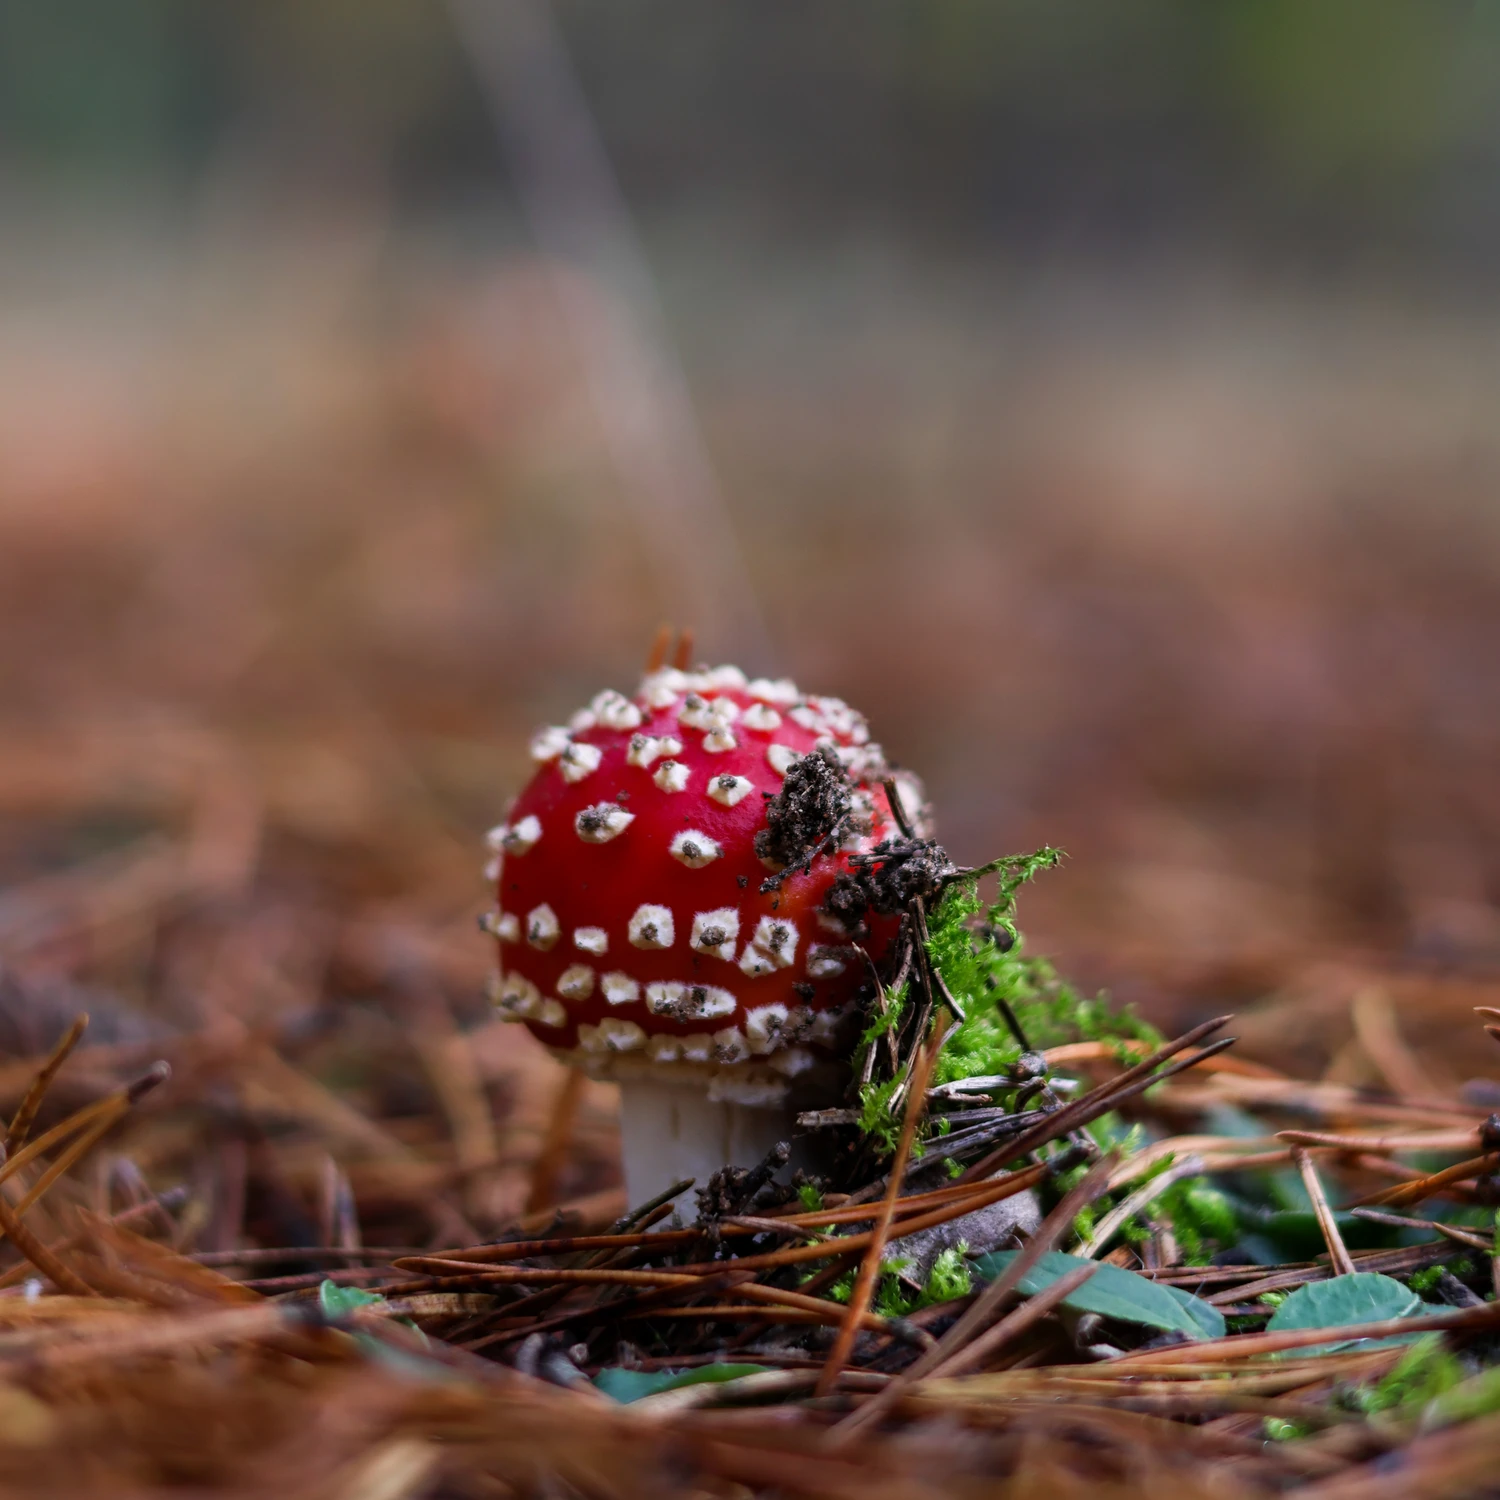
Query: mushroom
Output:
[[485, 664, 929, 1210]]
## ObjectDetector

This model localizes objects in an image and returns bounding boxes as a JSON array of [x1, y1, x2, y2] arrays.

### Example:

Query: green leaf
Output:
[[1163, 1282, 1228, 1340], [593, 1362, 770, 1403], [316, 1278, 443, 1378], [318, 1279, 387, 1318], [969, 1250, 1223, 1339], [1265, 1273, 1422, 1355]]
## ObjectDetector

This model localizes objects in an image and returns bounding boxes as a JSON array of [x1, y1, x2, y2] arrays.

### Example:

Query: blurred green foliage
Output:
[[4, 0, 1500, 256]]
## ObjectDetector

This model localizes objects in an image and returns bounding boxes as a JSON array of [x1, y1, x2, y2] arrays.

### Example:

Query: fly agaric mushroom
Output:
[[484, 664, 931, 1209]]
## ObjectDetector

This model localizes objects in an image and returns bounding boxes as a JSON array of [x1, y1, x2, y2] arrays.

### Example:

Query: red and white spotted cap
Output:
[[484, 665, 928, 1106]]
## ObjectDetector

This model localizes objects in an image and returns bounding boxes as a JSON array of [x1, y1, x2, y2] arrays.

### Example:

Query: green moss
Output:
[[926, 854, 1159, 1092], [1091, 1117, 1146, 1156], [1153, 1179, 1238, 1266], [857, 1076, 903, 1154], [1264, 1416, 1313, 1442], [1066, 1146, 1236, 1265], [855, 848, 1159, 1157], [858, 981, 909, 1050], [1071, 1203, 1099, 1242], [1423, 1362, 1500, 1430], [824, 1267, 856, 1304], [1407, 1265, 1444, 1296], [919, 1245, 974, 1307], [829, 1245, 975, 1320], [1345, 1335, 1462, 1418], [796, 1182, 825, 1212]]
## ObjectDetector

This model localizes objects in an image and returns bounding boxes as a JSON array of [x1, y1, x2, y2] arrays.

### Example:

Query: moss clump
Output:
[[1154, 1179, 1238, 1265], [856, 847, 1158, 1161], [857, 1076, 903, 1153], [1061, 1138, 1239, 1263], [858, 981, 910, 1050], [827, 1244, 975, 1319], [928, 851, 1159, 1092], [916, 1244, 974, 1308], [1407, 1264, 1446, 1296]]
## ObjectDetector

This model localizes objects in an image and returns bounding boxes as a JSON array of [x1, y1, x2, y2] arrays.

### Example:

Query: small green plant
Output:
[[1422, 1362, 1500, 1430], [858, 980, 910, 1051], [920, 1245, 974, 1308], [796, 1181, 825, 1212]]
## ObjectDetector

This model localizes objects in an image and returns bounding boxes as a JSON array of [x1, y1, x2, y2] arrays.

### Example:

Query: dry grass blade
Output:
[[609, 1166, 1050, 1279], [1, 1063, 172, 1252], [14, 1106, 133, 1222], [71, 1211, 262, 1307], [644, 622, 672, 672], [410, 1228, 701, 1266], [1278, 1128, 1481, 1152], [0, 1061, 170, 1196], [1347, 1207, 1492, 1251]]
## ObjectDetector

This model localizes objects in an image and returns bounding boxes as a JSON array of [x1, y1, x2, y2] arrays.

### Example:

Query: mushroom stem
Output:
[[616, 1078, 797, 1216]]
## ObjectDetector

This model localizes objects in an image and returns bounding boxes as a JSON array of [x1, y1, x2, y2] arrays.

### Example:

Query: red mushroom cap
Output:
[[486, 666, 929, 1105]]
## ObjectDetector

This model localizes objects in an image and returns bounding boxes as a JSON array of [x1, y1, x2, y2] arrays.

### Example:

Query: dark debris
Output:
[[754, 744, 853, 886]]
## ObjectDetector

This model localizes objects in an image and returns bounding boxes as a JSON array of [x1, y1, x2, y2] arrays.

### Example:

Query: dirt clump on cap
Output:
[[754, 744, 854, 885]]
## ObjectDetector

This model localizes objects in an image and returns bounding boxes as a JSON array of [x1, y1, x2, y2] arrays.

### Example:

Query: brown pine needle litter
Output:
[[0, 989, 1495, 1500], [0, 743, 1499, 1497]]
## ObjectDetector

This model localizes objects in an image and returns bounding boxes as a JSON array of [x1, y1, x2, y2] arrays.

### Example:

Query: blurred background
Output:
[[0, 1, 1497, 1235]]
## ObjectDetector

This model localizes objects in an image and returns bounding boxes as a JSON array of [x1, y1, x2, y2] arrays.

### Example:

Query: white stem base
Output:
[[617, 1078, 797, 1217]]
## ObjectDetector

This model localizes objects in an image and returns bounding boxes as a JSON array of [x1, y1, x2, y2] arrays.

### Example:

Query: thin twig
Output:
[[1293, 1147, 1355, 1278]]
